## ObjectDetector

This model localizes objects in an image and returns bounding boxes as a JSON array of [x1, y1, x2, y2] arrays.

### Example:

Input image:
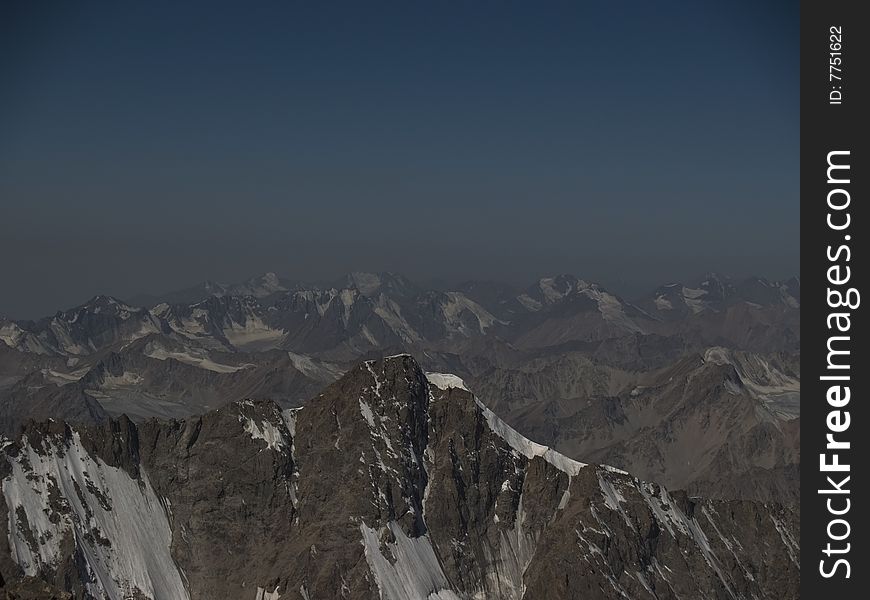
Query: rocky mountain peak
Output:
[[61, 295, 140, 320], [0, 355, 799, 599], [342, 272, 420, 299], [259, 271, 281, 287]]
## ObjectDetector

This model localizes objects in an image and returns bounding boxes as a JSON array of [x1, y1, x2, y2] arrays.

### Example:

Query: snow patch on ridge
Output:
[[425, 371, 587, 476], [653, 295, 673, 310], [425, 373, 470, 392], [474, 398, 587, 476]]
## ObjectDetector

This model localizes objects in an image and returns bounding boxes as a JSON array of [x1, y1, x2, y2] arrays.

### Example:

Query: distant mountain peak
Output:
[[84, 294, 126, 306], [342, 271, 420, 299], [67, 295, 142, 319]]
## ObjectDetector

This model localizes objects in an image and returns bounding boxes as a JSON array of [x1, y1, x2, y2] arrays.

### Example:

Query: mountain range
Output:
[[0, 271, 799, 505], [1, 355, 798, 599], [0, 270, 800, 596]]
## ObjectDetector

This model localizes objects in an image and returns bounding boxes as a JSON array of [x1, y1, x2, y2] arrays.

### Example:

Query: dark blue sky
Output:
[[1, 1, 798, 318]]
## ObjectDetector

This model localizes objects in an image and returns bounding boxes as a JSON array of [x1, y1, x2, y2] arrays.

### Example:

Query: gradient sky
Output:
[[0, 0, 798, 319]]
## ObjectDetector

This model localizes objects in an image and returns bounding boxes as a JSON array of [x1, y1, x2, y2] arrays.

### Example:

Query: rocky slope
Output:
[[0, 356, 798, 599], [465, 347, 800, 504]]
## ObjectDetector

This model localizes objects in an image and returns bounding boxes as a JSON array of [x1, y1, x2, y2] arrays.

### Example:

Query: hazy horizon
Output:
[[1, 0, 798, 319], [1, 265, 800, 320]]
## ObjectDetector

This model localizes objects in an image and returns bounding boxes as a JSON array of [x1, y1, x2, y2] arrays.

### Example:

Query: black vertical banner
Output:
[[802, 0, 868, 597]]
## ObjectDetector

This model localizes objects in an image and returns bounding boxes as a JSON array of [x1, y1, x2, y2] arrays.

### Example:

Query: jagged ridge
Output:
[[1, 355, 798, 599]]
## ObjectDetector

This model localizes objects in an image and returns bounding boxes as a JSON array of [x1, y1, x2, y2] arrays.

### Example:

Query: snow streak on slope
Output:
[[703, 346, 801, 419], [2, 432, 189, 600], [481, 494, 537, 600], [360, 522, 462, 600], [440, 293, 501, 335], [579, 286, 644, 333], [144, 343, 252, 373], [237, 401, 294, 452], [286, 351, 344, 382], [0, 322, 52, 354]]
